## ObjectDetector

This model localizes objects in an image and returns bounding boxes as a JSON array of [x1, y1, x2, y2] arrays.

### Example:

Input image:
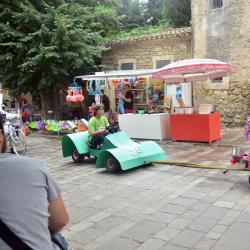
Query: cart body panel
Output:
[[62, 131, 89, 157], [62, 131, 166, 171]]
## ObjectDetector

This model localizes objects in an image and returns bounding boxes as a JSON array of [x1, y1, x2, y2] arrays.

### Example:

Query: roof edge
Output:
[[107, 27, 191, 46]]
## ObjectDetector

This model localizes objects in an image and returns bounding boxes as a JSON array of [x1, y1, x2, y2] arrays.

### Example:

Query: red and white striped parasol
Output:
[[152, 58, 238, 83]]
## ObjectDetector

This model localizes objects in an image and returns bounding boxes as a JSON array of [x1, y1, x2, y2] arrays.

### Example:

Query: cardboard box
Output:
[[198, 104, 213, 114]]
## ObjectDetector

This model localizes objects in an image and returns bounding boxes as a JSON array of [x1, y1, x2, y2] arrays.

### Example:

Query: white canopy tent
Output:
[[75, 69, 158, 115], [75, 69, 192, 110], [75, 69, 157, 81]]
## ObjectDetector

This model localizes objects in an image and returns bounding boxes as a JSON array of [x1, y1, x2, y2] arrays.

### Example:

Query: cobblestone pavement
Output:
[[26, 128, 250, 250]]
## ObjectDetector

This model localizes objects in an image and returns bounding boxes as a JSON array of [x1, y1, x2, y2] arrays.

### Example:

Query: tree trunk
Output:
[[40, 88, 60, 120]]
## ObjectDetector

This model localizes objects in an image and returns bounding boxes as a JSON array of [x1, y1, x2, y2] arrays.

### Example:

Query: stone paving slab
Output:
[[25, 128, 250, 249]]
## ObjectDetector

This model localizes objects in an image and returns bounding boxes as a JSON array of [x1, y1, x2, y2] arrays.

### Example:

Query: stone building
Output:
[[102, 27, 192, 71], [103, 0, 250, 127], [192, 0, 250, 127]]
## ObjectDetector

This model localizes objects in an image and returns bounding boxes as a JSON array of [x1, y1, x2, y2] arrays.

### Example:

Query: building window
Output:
[[120, 62, 134, 70], [212, 0, 223, 9], [211, 77, 223, 82], [156, 60, 170, 69], [205, 76, 229, 90]]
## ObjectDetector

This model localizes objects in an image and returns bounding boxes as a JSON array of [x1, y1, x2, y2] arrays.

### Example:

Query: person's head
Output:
[[0, 116, 6, 153], [94, 104, 104, 117], [101, 89, 105, 95], [122, 84, 130, 94]]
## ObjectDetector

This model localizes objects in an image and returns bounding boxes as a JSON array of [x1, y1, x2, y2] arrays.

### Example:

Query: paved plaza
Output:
[[26, 128, 250, 250]]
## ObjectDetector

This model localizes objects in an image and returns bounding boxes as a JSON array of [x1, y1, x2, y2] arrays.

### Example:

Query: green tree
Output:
[[0, 0, 119, 115], [115, 0, 144, 29], [162, 0, 191, 27], [143, 0, 163, 26]]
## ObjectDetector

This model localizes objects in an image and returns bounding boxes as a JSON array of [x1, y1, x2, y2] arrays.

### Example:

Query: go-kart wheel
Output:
[[248, 176, 250, 185], [105, 154, 120, 173], [72, 148, 84, 163]]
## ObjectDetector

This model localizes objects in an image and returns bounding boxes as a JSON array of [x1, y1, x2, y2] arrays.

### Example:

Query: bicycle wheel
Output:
[[11, 128, 26, 156]]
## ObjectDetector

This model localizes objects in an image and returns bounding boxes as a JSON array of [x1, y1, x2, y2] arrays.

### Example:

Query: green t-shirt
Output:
[[88, 116, 109, 138]]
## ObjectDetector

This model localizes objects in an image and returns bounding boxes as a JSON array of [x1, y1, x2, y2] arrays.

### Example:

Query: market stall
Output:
[[76, 69, 157, 113], [152, 58, 238, 143], [76, 69, 172, 140]]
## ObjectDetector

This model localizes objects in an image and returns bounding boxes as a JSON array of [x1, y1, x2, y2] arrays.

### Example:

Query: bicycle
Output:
[[4, 117, 26, 156]]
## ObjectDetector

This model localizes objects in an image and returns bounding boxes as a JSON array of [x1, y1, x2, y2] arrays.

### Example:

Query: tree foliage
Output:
[[0, 0, 191, 103], [113, 0, 190, 29], [162, 0, 191, 27], [115, 0, 144, 29], [0, 0, 119, 97], [142, 0, 163, 26]]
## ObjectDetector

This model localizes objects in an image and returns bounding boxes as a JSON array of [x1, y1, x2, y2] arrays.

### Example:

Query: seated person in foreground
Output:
[[88, 104, 109, 149], [0, 116, 69, 250]]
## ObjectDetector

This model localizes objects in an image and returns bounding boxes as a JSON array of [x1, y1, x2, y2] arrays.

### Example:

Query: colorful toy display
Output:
[[29, 120, 87, 133], [66, 80, 84, 103], [147, 81, 164, 105]]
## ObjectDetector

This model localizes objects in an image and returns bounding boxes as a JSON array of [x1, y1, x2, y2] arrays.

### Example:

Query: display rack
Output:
[[114, 80, 147, 110]]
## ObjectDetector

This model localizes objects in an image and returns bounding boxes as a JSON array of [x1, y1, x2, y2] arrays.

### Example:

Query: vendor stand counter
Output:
[[170, 112, 221, 143], [118, 113, 170, 140]]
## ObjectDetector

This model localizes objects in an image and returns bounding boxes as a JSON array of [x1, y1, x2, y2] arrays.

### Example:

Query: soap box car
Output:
[[62, 124, 166, 172]]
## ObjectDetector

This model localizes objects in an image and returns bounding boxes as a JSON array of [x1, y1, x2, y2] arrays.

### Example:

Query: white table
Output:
[[118, 113, 170, 140]]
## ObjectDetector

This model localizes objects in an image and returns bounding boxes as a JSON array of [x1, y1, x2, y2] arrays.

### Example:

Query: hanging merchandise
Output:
[[105, 79, 110, 91], [128, 77, 135, 84], [87, 80, 104, 105], [66, 79, 84, 103], [95, 80, 102, 95], [95, 94, 101, 105], [89, 80, 95, 95]]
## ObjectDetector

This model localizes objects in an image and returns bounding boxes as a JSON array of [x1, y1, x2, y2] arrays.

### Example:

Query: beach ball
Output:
[[77, 94, 84, 102], [71, 95, 78, 102], [66, 95, 72, 102]]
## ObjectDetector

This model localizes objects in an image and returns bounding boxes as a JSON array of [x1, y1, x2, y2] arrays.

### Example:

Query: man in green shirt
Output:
[[88, 104, 109, 149]]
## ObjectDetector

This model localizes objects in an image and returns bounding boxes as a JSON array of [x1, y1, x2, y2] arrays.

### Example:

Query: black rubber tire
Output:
[[105, 154, 120, 173], [72, 148, 85, 163], [248, 176, 250, 185]]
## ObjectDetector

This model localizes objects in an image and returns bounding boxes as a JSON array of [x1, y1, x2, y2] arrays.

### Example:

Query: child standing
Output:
[[117, 92, 125, 114], [88, 102, 96, 120]]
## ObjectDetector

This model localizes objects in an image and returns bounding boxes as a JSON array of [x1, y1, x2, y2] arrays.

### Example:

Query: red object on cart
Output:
[[170, 112, 221, 143]]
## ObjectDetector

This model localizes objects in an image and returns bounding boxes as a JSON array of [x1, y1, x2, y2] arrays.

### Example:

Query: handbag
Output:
[[0, 219, 68, 250], [0, 219, 32, 250]]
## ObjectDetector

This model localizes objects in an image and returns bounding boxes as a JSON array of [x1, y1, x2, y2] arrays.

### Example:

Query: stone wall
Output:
[[102, 36, 192, 70], [192, 0, 250, 127]]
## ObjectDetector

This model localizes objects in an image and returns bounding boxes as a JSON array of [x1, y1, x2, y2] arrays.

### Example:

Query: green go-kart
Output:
[[62, 125, 166, 172]]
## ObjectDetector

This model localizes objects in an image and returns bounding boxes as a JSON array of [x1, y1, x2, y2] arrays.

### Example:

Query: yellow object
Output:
[[151, 160, 249, 172]]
